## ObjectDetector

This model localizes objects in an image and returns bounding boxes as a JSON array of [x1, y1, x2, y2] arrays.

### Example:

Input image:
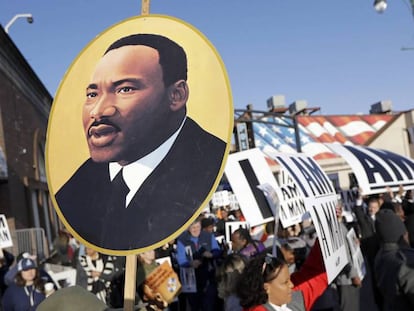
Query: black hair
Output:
[[236, 253, 287, 308], [233, 227, 253, 244], [104, 33, 187, 87], [216, 253, 249, 298]]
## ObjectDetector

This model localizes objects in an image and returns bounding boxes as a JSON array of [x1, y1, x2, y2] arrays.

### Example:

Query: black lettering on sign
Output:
[[346, 146, 393, 184], [340, 189, 358, 212], [238, 159, 273, 219], [276, 157, 308, 197], [0, 229, 9, 242], [291, 157, 335, 197], [283, 184, 301, 199], [322, 200, 345, 253], [312, 204, 330, 258], [368, 148, 414, 181], [279, 170, 293, 186], [286, 198, 306, 218], [312, 200, 345, 259], [279, 205, 288, 221], [0, 217, 5, 227]]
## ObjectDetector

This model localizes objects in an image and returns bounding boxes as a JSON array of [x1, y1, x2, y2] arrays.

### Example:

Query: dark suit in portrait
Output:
[[55, 117, 226, 250]]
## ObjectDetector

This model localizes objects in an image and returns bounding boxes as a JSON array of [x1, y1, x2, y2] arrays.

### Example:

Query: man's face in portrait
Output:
[[83, 45, 175, 165]]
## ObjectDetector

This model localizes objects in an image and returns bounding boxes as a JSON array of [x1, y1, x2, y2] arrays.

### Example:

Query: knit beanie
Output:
[[37, 286, 108, 311], [375, 209, 407, 243]]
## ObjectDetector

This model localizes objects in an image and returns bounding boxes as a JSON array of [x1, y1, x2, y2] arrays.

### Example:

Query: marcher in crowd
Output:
[[2, 257, 46, 311], [176, 218, 222, 311], [216, 253, 248, 311], [237, 239, 327, 311], [334, 202, 361, 311], [231, 227, 265, 258], [374, 208, 414, 311], [76, 247, 115, 304], [0, 248, 14, 298]]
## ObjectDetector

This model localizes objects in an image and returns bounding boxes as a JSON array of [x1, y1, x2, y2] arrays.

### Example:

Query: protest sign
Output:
[[225, 221, 248, 245], [338, 188, 358, 214], [307, 194, 348, 282], [145, 261, 181, 303], [257, 183, 280, 257], [225, 149, 277, 226], [272, 153, 348, 283], [274, 170, 307, 228], [326, 144, 414, 195], [346, 228, 366, 280], [0, 215, 13, 248], [273, 153, 336, 199], [211, 191, 230, 207]]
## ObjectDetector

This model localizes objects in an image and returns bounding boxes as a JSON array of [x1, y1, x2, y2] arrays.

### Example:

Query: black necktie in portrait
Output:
[[111, 169, 129, 208]]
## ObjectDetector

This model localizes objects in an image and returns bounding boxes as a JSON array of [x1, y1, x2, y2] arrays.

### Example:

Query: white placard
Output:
[[326, 144, 414, 195], [275, 170, 307, 228], [224, 149, 277, 226], [179, 267, 196, 293], [271, 153, 347, 283], [211, 191, 230, 207], [273, 153, 336, 199], [225, 221, 248, 244], [346, 228, 366, 280], [0, 215, 13, 248]]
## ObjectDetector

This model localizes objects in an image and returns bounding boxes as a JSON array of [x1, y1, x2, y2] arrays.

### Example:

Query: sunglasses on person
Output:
[[262, 254, 285, 282]]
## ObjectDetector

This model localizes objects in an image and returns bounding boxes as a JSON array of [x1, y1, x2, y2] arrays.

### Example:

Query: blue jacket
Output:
[[2, 284, 45, 311]]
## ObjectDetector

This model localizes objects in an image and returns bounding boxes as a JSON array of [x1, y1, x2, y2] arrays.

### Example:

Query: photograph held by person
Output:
[[2, 258, 46, 311], [374, 208, 414, 311], [55, 33, 226, 250], [135, 250, 169, 311]]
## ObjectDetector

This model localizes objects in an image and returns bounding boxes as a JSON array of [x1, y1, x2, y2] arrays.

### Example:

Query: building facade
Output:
[[0, 26, 57, 256]]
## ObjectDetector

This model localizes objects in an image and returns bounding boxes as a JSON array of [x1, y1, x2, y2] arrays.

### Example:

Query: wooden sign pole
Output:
[[123, 255, 138, 311], [141, 0, 150, 15], [124, 2, 150, 310]]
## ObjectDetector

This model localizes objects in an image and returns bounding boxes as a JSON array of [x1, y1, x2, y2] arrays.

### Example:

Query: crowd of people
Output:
[[1, 186, 414, 311]]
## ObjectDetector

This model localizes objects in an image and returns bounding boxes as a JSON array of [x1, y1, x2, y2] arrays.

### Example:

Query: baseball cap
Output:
[[17, 258, 37, 272]]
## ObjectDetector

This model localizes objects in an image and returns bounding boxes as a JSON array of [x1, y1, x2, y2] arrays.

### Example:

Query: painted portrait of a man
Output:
[[47, 16, 233, 253]]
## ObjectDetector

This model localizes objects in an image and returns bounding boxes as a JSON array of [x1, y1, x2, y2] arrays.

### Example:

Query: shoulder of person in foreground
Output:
[[397, 247, 414, 308], [290, 239, 327, 311]]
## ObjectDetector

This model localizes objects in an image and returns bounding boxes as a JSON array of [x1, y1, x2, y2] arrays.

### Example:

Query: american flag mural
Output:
[[253, 114, 395, 160]]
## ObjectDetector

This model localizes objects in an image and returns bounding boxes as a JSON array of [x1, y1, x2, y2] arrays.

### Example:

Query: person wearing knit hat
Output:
[[375, 208, 407, 244], [37, 285, 107, 311], [374, 209, 414, 311], [37, 285, 145, 311], [2, 257, 46, 310]]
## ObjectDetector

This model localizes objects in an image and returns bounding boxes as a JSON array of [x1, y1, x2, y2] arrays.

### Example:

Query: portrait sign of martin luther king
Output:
[[46, 15, 233, 255]]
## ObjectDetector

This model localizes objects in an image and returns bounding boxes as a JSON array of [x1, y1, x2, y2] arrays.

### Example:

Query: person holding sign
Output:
[[333, 203, 361, 311], [176, 218, 222, 311], [54, 33, 226, 250]]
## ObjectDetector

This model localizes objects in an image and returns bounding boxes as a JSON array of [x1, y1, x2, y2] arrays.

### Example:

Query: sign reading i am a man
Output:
[[326, 144, 414, 195], [272, 153, 348, 283], [224, 148, 276, 226], [0, 215, 13, 249], [275, 169, 307, 228]]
